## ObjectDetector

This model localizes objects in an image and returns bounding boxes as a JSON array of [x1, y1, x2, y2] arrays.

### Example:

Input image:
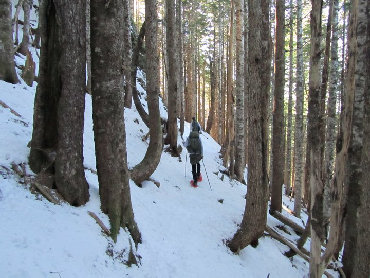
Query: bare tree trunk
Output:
[[223, 1, 234, 169], [18, 0, 31, 55], [293, 0, 305, 217], [29, 0, 89, 206], [132, 21, 149, 127], [285, 0, 294, 196], [123, 0, 133, 108], [177, 0, 184, 136], [308, 0, 324, 276], [0, 0, 18, 83], [86, 0, 91, 94], [324, 0, 339, 209], [342, 0, 369, 276], [234, 0, 245, 182], [91, 0, 141, 244], [130, 0, 163, 186], [206, 59, 216, 134], [165, 0, 179, 155], [270, 0, 285, 213], [227, 0, 270, 252]]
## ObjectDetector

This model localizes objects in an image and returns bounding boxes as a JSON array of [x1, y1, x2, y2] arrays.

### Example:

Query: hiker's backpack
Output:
[[187, 131, 201, 154]]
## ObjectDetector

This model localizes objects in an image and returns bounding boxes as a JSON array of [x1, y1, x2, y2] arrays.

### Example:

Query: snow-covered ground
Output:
[[0, 3, 339, 277]]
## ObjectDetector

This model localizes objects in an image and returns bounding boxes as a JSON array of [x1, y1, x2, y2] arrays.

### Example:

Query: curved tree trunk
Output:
[[29, 0, 89, 206], [130, 0, 163, 186], [91, 0, 141, 244], [0, 0, 18, 84], [132, 21, 149, 127]]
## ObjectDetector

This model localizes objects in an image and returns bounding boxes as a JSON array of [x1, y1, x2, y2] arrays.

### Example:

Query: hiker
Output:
[[185, 117, 203, 186], [191, 116, 201, 133]]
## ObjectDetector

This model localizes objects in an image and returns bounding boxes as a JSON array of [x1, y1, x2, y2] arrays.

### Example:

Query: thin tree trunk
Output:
[[132, 21, 149, 127], [177, 0, 184, 136], [123, 0, 133, 108], [285, 0, 294, 196], [165, 0, 179, 155], [293, 0, 305, 217], [234, 0, 245, 182], [0, 0, 18, 83], [18, 0, 31, 55], [270, 0, 285, 213]]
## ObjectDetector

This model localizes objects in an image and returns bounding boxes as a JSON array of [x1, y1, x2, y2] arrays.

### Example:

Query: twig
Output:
[[88, 211, 110, 236], [32, 182, 60, 205]]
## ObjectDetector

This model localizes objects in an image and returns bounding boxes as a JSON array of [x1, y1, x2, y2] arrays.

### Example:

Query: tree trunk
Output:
[[234, 0, 245, 182], [293, 0, 305, 217], [29, 0, 89, 206], [323, 0, 339, 210], [206, 59, 216, 134], [165, 0, 179, 155], [123, 0, 133, 108], [130, 0, 163, 186], [91, 0, 141, 244], [177, 0, 184, 136], [307, 0, 324, 276], [285, 0, 294, 196], [18, 0, 31, 55], [270, 0, 285, 213], [223, 1, 234, 169], [342, 0, 369, 276], [132, 21, 149, 127], [0, 0, 18, 83], [227, 0, 270, 252]]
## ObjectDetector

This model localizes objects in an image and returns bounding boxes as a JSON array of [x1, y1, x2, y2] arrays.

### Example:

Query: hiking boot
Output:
[[191, 180, 197, 187], [197, 173, 202, 182]]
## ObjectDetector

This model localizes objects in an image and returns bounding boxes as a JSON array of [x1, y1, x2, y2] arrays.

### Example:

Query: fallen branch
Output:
[[270, 210, 305, 235], [0, 100, 22, 117], [266, 225, 335, 278], [88, 211, 110, 236], [32, 182, 60, 205], [266, 225, 309, 261]]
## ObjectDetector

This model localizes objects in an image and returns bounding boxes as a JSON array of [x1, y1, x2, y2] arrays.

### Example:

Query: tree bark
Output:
[[270, 0, 285, 213], [91, 0, 141, 244], [307, 0, 324, 276], [123, 0, 133, 108], [130, 0, 163, 186], [227, 0, 270, 252], [285, 0, 294, 196], [293, 0, 305, 217], [234, 0, 245, 182], [342, 0, 369, 276], [165, 0, 179, 155], [18, 0, 31, 55], [29, 0, 89, 206], [0, 0, 18, 83], [132, 21, 149, 127]]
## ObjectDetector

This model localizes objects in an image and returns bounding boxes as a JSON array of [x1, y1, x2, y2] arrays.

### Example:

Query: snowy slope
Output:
[[0, 6, 339, 276]]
